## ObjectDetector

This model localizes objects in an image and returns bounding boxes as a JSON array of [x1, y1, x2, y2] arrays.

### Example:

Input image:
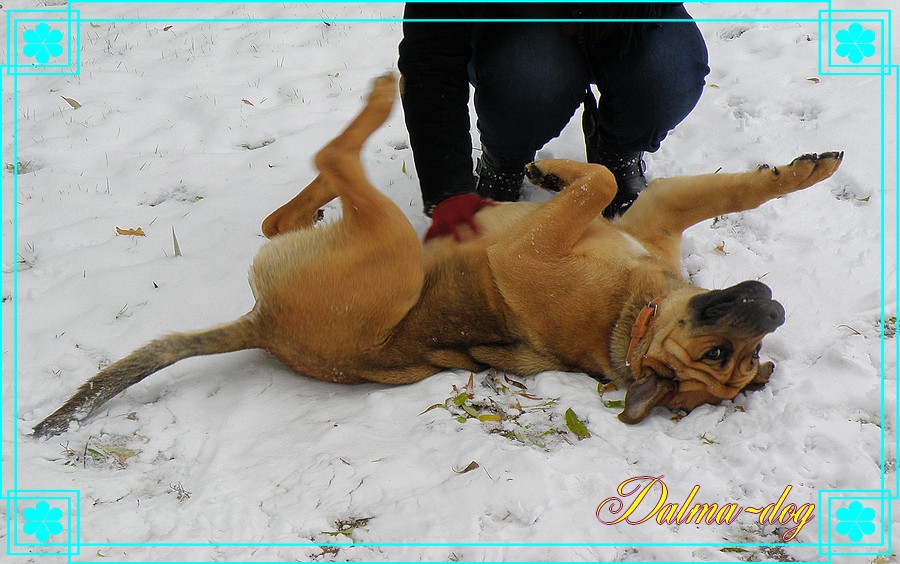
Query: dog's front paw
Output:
[[760, 151, 844, 191], [743, 360, 775, 392], [525, 162, 563, 192]]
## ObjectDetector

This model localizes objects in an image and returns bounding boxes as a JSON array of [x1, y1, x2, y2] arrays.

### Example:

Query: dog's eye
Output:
[[752, 345, 761, 359], [703, 347, 725, 361]]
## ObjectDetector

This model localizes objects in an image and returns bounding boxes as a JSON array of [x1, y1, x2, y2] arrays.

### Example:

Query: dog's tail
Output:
[[32, 313, 262, 438]]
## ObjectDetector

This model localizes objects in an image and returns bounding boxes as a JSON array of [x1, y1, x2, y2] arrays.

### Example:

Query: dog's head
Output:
[[620, 280, 784, 424]]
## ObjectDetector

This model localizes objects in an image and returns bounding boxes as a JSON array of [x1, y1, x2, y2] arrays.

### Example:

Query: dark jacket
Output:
[[398, 3, 681, 211]]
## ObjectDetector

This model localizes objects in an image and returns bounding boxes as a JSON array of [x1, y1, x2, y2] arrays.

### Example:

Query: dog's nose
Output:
[[755, 299, 786, 332], [689, 281, 785, 334]]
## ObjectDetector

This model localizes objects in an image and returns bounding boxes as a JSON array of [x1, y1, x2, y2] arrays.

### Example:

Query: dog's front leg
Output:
[[495, 159, 618, 255], [620, 152, 843, 239], [483, 159, 620, 371]]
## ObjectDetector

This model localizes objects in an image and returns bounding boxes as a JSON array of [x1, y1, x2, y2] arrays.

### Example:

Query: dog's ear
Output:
[[619, 371, 676, 424]]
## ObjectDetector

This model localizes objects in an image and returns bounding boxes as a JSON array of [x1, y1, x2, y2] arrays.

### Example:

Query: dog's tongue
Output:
[[618, 375, 676, 424]]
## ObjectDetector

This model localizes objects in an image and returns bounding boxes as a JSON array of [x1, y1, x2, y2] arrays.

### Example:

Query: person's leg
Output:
[[590, 5, 710, 154], [585, 4, 709, 217], [470, 23, 590, 200]]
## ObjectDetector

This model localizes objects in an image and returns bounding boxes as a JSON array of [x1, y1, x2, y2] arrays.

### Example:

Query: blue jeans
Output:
[[469, 5, 709, 165]]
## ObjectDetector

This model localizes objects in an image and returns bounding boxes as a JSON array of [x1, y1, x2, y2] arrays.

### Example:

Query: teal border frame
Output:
[[1, 1, 897, 562]]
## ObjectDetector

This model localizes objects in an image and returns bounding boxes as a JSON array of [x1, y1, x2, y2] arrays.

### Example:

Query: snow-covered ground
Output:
[[3, 1, 898, 562]]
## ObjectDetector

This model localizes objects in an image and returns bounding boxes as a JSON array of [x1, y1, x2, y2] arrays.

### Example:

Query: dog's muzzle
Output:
[[688, 280, 785, 334]]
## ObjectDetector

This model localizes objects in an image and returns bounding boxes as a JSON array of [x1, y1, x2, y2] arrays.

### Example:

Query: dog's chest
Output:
[[618, 231, 652, 258], [574, 224, 653, 268]]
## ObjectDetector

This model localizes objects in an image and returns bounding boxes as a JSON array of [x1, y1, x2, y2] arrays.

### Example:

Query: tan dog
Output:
[[33, 74, 842, 437]]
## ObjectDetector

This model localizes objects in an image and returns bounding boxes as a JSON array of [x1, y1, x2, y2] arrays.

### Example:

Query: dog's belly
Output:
[[377, 247, 519, 372]]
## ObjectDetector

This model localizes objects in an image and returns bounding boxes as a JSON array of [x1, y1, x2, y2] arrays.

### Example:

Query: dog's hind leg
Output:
[[261, 174, 336, 238], [257, 73, 424, 368], [316, 75, 421, 251], [261, 73, 404, 239], [620, 152, 844, 242], [313, 73, 423, 323], [313, 74, 406, 228]]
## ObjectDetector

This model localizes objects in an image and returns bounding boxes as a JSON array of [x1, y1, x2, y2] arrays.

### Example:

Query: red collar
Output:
[[625, 296, 666, 367]]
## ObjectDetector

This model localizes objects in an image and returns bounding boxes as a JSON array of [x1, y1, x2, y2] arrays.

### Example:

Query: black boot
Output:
[[589, 149, 648, 219], [582, 90, 648, 218], [475, 151, 525, 202]]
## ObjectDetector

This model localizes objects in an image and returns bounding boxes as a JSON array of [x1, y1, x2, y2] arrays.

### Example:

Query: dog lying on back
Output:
[[33, 74, 842, 437]]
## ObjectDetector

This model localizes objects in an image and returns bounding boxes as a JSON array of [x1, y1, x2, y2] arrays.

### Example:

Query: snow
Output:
[[3, 1, 897, 562]]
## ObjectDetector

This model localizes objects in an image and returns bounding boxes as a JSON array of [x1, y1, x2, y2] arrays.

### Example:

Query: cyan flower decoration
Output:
[[834, 500, 877, 542], [22, 501, 65, 543], [22, 23, 65, 64], [835, 23, 877, 64]]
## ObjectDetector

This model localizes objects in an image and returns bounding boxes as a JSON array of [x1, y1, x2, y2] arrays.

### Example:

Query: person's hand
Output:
[[424, 194, 496, 243]]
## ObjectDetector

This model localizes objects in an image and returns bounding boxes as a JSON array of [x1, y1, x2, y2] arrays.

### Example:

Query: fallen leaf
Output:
[[61, 96, 81, 109], [603, 399, 625, 409], [163, 25, 173, 31], [104, 445, 139, 466], [241, 99, 255, 106], [504, 375, 527, 389], [453, 461, 480, 474], [418, 403, 446, 415], [452, 392, 468, 406], [715, 241, 727, 255], [461, 404, 479, 418], [708, 83, 719, 89], [564, 408, 591, 440], [596, 382, 618, 396], [172, 226, 182, 257], [478, 414, 502, 422], [806, 76, 820, 84], [518, 392, 541, 400], [116, 227, 146, 237]]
